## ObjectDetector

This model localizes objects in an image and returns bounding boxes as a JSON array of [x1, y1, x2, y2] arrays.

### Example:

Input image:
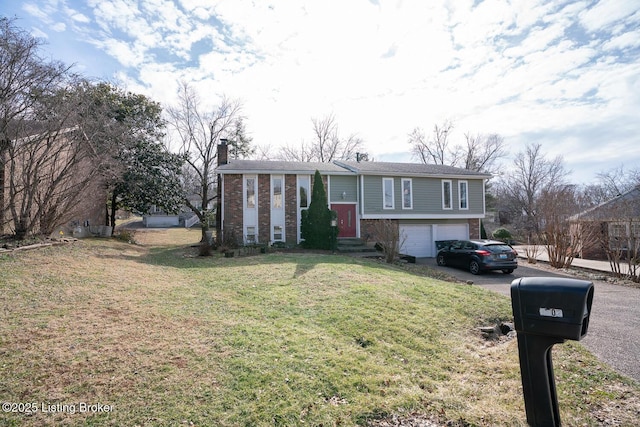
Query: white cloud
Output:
[[579, 0, 639, 32], [603, 30, 640, 51], [22, 3, 50, 22], [10, 0, 640, 183], [52, 22, 66, 32]]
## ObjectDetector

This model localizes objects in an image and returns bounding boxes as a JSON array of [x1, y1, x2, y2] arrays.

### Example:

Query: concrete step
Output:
[[336, 238, 377, 253]]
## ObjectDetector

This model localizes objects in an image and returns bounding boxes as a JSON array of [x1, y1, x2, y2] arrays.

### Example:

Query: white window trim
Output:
[[271, 175, 284, 210], [383, 177, 395, 210], [297, 175, 311, 243], [401, 178, 413, 210], [459, 180, 469, 210], [272, 225, 284, 242], [245, 226, 257, 244], [245, 175, 257, 210], [442, 179, 452, 210]]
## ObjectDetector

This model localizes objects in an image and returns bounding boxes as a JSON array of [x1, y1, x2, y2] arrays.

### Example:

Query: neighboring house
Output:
[[570, 186, 640, 259], [142, 194, 210, 228], [216, 143, 490, 257], [1, 126, 106, 237]]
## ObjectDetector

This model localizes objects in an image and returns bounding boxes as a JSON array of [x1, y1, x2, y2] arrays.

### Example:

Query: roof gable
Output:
[[574, 186, 640, 221]]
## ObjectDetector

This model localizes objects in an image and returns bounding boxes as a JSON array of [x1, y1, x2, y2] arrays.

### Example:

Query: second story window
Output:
[[459, 180, 468, 210], [299, 176, 310, 208], [383, 178, 394, 209], [246, 177, 256, 208], [402, 178, 412, 209], [442, 180, 452, 210], [272, 176, 283, 209]]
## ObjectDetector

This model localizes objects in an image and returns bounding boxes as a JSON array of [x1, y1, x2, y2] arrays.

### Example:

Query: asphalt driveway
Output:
[[420, 258, 640, 383]]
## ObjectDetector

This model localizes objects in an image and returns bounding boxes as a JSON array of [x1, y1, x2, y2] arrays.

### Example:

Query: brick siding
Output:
[[285, 174, 298, 244], [258, 174, 271, 244], [468, 218, 480, 239], [222, 174, 243, 245]]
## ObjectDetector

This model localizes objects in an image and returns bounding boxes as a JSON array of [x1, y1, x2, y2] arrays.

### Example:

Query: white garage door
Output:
[[435, 224, 469, 241], [399, 224, 433, 257]]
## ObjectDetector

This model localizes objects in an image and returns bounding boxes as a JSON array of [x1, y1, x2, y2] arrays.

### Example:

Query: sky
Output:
[[2, 0, 640, 185]]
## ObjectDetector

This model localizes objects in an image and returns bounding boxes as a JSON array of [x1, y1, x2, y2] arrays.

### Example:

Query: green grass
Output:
[[0, 229, 638, 426]]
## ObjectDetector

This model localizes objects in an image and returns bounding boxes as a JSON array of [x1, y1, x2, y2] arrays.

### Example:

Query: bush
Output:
[[198, 241, 213, 256], [372, 219, 402, 263], [301, 170, 334, 250], [492, 227, 512, 242], [113, 229, 137, 244]]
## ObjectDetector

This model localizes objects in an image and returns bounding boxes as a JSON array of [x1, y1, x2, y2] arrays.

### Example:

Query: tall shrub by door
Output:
[[301, 170, 334, 249]]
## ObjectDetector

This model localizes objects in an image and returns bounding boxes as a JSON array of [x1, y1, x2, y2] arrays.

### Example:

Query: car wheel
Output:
[[502, 269, 514, 274], [469, 260, 481, 275], [437, 254, 446, 266]]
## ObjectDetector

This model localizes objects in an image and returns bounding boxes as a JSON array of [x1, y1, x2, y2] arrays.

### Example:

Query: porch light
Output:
[[342, 191, 346, 199]]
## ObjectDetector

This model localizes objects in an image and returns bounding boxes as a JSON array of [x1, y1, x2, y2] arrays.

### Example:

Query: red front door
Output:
[[331, 204, 357, 238]]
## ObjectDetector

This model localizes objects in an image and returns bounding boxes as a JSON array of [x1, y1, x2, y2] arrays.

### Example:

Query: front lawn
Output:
[[0, 229, 638, 426]]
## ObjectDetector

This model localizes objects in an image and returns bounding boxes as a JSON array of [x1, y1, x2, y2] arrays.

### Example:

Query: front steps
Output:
[[336, 238, 378, 254]]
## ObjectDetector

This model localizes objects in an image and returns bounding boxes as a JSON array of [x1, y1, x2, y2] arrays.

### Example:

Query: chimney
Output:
[[218, 138, 228, 166]]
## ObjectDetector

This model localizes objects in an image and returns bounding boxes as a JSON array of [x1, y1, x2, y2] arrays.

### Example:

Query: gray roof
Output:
[[217, 159, 491, 178], [216, 160, 351, 175], [573, 186, 640, 221], [334, 160, 492, 178]]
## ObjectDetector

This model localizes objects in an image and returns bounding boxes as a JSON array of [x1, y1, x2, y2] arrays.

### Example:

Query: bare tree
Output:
[[577, 184, 611, 209], [0, 18, 113, 238], [409, 120, 506, 174], [496, 142, 570, 241], [1, 17, 74, 235], [409, 120, 453, 165], [277, 113, 365, 162], [371, 219, 406, 263], [536, 185, 598, 268], [312, 113, 338, 162], [456, 133, 507, 174], [166, 81, 242, 242], [278, 140, 318, 162], [596, 165, 640, 199]]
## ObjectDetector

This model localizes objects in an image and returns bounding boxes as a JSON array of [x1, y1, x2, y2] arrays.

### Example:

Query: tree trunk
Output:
[[109, 191, 118, 228], [0, 147, 4, 234]]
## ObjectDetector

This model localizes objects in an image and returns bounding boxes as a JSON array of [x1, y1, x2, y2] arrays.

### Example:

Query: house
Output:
[[216, 143, 490, 257], [142, 194, 208, 228], [570, 186, 640, 259], [1, 126, 106, 237]]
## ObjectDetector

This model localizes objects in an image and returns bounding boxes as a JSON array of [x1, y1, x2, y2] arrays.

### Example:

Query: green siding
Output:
[[329, 175, 358, 203], [363, 175, 484, 215]]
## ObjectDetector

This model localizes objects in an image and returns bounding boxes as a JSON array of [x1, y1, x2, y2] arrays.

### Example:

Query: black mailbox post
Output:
[[511, 277, 594, 427]]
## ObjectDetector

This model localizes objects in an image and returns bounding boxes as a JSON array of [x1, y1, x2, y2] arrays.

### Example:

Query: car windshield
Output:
[[484, 244, 513, 253]]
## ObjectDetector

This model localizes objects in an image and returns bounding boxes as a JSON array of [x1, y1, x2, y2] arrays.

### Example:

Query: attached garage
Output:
[[399, 224, 433, 257], [399, 223, 469, 258], [434, 224, 469, 242]]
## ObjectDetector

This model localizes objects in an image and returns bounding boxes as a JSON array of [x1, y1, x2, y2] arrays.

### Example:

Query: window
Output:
[[273, 225, 283, 241], [402, 178, 412, 209], [299, 176, 310, 208], [383, 178, 394, 209], [246, 226, 256, 244], [459, 180, 468, 210], [246, 177, 256, 208], [609, 223, 626, 249], [272, 176, 283, 209], [442, 180, 452, 210]]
